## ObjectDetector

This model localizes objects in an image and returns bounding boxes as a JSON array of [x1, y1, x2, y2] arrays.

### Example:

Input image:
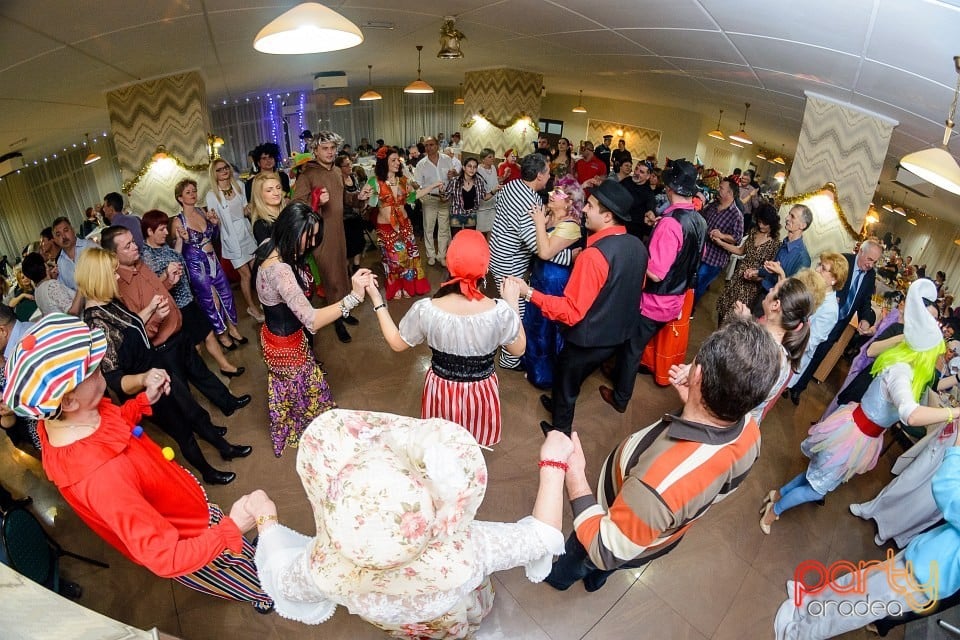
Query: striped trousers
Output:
[[173, 504, 274, 611], [421, 369, 502, 447]]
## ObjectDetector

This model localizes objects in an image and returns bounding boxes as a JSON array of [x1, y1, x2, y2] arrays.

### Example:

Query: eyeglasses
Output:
[[549, 188, 569, 200], [215, 166, 230, 173]]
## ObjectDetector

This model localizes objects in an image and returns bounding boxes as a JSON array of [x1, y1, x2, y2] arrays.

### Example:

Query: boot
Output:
[[334, 318, 352, 343]]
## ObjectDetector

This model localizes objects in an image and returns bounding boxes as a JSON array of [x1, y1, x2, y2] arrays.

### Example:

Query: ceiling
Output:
[[2, 0, 959, 223]]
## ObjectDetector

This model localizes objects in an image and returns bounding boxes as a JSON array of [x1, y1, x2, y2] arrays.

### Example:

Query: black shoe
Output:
[[540, 420, 555, 436], [220, 367, 245, 378], [599, 385, 627, 413], [540, 394, 554, 413], [334, 319, 352, 343], [342, 315, 359, 326], [233, 335, 249, 345], [220, 444, 253, 461], [218, 338, 238, 351], [59, 580, 83, 599], [214, 426, 227, 437], [788, 388, 801, 406], [202, 469, 237, 485], [222, 394, 252, 416]]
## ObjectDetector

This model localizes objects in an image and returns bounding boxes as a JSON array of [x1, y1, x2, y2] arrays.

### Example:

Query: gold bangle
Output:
[[256, 514, 278, 526]]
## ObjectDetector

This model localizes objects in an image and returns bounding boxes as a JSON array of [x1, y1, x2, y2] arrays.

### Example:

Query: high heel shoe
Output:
[[220, 367, 245, 378], [218, 337, 237, 351], [760, 501, 778, 535], [230, 335, 249, 345], [759, 489, 778, 515]]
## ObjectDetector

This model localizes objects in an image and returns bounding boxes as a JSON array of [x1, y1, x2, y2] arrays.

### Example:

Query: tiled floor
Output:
[[0, 263, 906, 640]]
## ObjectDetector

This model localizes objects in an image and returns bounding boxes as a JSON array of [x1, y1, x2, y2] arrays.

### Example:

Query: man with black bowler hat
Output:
[[508, 180, 648, 436]]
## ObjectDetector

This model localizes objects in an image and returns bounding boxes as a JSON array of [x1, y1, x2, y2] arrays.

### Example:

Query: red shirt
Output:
[[38, 395, 243, 578], [530, 226, 626, 326], [575, 157, 607, 188], [497, 161, 522, 184]]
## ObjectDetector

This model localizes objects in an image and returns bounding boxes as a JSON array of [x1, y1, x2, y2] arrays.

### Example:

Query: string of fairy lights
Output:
[[0, 132, 111, 181]]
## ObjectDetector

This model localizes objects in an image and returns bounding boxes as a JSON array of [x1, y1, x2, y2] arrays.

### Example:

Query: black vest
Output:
[[644, 207, 707, 296], [564, 232, 648, 347]]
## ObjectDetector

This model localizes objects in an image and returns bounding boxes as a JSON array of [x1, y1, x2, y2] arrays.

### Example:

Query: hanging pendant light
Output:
[[907, 218, 918, 226], [882, 189, 896, 213], [707, 109, 725, 140], [82, 133, 100, 166], [359, 65, 382, 101], [756, 142, 767, 160], [730, 139, 744, 149], [404, 45, 434, 94], [894, 192, 908, 216], [333, 96, 351, 106], [772, 144, 786, 165], [453, 83, 465, 105], [254, 2, 363, 55], [729, 103, 753, 145], [572, 90, 587, 113], [900, 56, 960, 195]]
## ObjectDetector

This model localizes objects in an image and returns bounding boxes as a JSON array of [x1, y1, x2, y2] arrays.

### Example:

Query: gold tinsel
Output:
[[460, 113, 540, 133], [777, 181, 861, 241], [122, 146, 211, 194]]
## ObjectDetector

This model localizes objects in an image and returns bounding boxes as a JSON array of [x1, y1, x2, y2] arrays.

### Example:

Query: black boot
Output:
[[334, 318, 352, 343]]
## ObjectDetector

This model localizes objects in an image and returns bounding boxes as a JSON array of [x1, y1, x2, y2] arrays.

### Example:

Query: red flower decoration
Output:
[[376, 146, 390, 160]]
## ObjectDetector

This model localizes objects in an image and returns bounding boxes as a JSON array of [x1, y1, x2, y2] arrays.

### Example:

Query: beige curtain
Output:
[[874, 215, 960, 296]]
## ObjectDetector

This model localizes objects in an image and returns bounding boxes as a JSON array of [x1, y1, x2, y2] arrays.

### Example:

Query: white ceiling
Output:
[[1, 0, 959, 222]]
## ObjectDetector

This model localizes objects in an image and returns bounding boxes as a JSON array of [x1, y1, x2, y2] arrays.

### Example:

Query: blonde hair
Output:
[[75, 247, 119, 302], [249, 172, 284, 224], [208, 159, 242, 206], [792, 268, 827, 309], [818, 251, 849, 292]]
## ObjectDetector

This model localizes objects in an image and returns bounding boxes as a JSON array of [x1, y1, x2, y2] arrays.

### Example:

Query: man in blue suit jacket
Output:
[[786, 239, 884, 405]]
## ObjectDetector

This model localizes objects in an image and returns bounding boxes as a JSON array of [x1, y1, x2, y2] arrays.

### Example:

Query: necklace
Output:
[[220, 185, 234, 197], [48, 419, 100, 431], [387, 177, 398, 186]]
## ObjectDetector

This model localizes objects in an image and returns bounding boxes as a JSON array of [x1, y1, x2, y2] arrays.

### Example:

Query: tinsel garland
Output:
[[122, 146, 210, 194], [777, 181, 861, 240]]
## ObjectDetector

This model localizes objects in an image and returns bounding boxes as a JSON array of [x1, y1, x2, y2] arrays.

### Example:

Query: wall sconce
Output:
[[206, 133, 225, 160]]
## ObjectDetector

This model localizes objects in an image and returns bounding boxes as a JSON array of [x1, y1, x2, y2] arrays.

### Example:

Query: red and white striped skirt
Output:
[[421, 369, 502, 447]]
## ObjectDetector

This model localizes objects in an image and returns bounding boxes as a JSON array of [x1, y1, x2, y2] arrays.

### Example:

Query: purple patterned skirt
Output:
[[260, 325, 336, 457]]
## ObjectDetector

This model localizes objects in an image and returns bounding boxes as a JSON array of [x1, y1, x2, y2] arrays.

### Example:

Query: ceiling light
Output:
[[453, 83, 465, 105], [437, 17, 465, 59], [907, 218, 918, 226], [772, 144, 786, 165], [756, 149, 767, 160], [730, 141, 744, 148], [894, 192, 908, 216], [404, 45, 434, 94], [82, 133, 100, 166], [359, 65, 382, 101], [254, 2, 363, 55], [774, 171, 786, 182], [333, 97, 351, 106], [707, 109, 725, 140], [572, 90, 587, 113], [900, 56, 960, 196], [729, 103, 753, 145]]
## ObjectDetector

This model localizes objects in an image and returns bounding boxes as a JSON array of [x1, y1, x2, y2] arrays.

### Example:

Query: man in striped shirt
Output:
[[489, 153, 571, 369], [544, 319, 780, 592]]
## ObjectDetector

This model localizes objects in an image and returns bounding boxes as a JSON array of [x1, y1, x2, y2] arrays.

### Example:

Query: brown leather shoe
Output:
[[599, 385, 627, 413]]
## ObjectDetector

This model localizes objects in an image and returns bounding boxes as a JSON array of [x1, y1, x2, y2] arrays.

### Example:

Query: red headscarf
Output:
[[440, 230, 489, 301]]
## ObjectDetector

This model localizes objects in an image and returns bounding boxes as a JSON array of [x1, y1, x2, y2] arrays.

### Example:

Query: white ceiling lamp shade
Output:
[[756, 144, 767, 160], [82, 133, 100, 166], [572, 90, 586, 113], [707, 109, 725, 140], [894, 192, 908, 216], [899, 56, 960, 196], [359, 65, 382, 101], [730, 141, 744, 148], [253, 3, 363, 55], [333, 96, 351, 106], [907, 218, 918, 226], [404, 45, 434, 94], [453, 83, 465, 105], [772, 144, 786, 165], [728, 103, 753, 145]]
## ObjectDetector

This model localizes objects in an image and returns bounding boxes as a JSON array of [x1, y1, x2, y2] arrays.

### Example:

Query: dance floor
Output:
[[0, 256, 904, 640]]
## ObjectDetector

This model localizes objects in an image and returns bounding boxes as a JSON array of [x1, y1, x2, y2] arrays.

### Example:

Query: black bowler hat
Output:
[[663, 158, 698, 197], [592, 179, 633, 222]]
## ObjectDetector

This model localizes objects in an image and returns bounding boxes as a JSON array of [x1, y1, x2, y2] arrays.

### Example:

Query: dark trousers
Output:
[[154, 332, 234, 413], [790, 333, 838, 394], [551, 337, 638, 434], [545, 531, 683, 592], [146, 375, 230, 475]]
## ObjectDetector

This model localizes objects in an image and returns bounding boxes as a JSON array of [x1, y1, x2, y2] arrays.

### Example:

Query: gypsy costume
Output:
[[374, 177, 430, 300], [255, 410, 564, 638], [255, 260, 336, 457], [715, 228, 778, 326], [177, 211, 239, 335], [398, 298, 520, 447], [522, 219, 581, 389]]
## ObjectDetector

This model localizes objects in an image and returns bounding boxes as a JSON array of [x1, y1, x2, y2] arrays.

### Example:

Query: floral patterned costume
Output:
[[375, 178, 430, 300]]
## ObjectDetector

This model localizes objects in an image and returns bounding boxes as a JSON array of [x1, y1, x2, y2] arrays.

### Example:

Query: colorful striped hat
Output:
[[3, 313, 108, 419]]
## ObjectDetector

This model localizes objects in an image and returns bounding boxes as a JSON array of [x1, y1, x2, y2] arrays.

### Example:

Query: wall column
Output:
[[461, 69, 543, 158], [105, 71, 211, 213], [785, 91, 897, 257]]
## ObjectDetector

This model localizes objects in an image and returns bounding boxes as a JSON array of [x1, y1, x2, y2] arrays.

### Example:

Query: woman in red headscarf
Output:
[[364, 231, 527, 446]]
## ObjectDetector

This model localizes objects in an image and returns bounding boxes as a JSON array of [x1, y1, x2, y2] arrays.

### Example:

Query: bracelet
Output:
[[524, 287, 534, 302], [256, 514, 278, 526], [949, 407, 955, 423], [538, 459, 568, 472], [373, 302, 387, 312], [339, 292, 361, 318]]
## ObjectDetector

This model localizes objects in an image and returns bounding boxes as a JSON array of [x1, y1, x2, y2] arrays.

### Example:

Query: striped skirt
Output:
[[173, 504, 273, 611], [421, 369, 502, 447]]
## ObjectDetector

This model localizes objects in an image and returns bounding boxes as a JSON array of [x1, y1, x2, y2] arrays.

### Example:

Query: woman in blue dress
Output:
[[522, 176, 584, 389]]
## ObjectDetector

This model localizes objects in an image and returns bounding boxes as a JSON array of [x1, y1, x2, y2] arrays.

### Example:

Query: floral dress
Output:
[[715, 229, 778, 325], [374, 178, 430, 300]]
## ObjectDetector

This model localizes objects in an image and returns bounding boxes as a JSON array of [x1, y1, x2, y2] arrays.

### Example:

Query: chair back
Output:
[[0, 507, 57, 590]]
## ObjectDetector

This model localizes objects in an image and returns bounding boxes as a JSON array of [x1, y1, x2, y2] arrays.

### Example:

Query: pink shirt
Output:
[[640, 214, 685, 322]]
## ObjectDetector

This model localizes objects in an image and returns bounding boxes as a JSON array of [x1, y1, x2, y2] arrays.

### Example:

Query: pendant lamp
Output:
[[707, 109, 725, 140], [333, 97, 351, 106], [572, 90, 586, 113], [404, 46, 434, 94], [254, 3, 363, 55], [729, 103, 753, 145], [359, 65, 382, 101], [82, 133, 100, 166], [453, 83, 465, 105]]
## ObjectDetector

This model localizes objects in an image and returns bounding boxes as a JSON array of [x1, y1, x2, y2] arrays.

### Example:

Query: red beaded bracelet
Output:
[[539, 459, 569, 472]]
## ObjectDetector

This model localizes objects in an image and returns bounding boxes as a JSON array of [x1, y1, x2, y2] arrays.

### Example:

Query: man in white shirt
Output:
[[413, 137, 458, 266], [446, 132, 463, 159]]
